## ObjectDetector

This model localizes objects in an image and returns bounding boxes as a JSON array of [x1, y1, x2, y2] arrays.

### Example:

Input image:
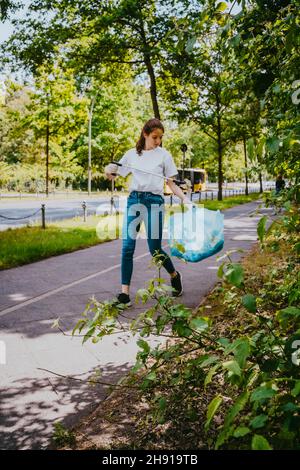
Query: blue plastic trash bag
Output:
[[168, 206, 224, 262]]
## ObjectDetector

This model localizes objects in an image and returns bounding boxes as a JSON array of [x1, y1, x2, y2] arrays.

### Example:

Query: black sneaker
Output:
[[171, 271, 183, 297], [114, 292, 132, 307]]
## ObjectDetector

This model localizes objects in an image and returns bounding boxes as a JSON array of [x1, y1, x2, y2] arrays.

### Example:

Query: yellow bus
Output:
[[165, 168, 207, 195]]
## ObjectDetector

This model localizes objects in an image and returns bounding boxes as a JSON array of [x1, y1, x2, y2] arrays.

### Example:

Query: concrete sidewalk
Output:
[[0, 200, 272, 449]]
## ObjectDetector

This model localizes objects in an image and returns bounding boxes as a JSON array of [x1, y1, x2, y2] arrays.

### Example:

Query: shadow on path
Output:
[[0, 362, 131, 450]]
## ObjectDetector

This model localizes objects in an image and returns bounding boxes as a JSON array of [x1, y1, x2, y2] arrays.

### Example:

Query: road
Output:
[[0, 184, 271, 230], [0, 196, 124, 230]]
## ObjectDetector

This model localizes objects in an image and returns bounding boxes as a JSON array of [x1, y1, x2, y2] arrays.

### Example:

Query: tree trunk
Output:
[[259, 171, 263, 193], [46, 103, 50, 197], [216, 94, 223, 201], [144, 56, 160, 120], [138, 14, 160, 120], [88, 109, 92, 195], [243, 136, 249, 196]]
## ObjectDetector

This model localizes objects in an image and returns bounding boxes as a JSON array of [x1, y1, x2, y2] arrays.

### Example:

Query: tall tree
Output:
[[0, 79, 46, 167], [26, 62, 87, 194], [2, 0, 205, 119], [74, 67, 153, 174], [230, 0, 300, 180], [160, 1, 241, 200]]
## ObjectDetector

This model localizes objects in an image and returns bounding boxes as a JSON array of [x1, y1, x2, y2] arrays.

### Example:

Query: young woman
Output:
[[105, 118, 192, 306]]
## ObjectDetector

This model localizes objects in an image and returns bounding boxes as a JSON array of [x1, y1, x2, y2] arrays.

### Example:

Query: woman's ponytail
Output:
[[136, 131, 146, 155], [136, 118, 164, 155]]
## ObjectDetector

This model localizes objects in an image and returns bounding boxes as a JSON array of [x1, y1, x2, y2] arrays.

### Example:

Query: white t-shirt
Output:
[[118, 147, 178, 196]]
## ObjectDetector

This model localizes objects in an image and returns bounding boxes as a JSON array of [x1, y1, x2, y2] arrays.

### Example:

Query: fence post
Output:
[[199, 191, 201, 202], [211, 191, 213, 200], [41, 204, 46, 229], [205, 192, 208, 201], [170, 194, 173, 207], [82, 201, 87, 222]]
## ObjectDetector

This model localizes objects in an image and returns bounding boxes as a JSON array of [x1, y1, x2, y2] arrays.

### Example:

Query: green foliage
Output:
[[242, 294, 257, 313], [75, 266, 299, 449], [205, 395, 223, 432], [231, 0, 300, 179], [52, 422, 76, 448], [0, 0, 20, 21], [1, 0, 299, 194], [257, 216, 268, 245], [251, 434, 272, 450], [0, 71, 86, 190], [0, 69, 153, 191], [72, 185, 300, 449], [77, 72, 151, 174], [223, 263, 244, 288]]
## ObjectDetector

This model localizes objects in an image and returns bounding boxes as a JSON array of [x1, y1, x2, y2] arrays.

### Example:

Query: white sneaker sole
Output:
[[114, 297, 132, 307], [118, 301, 132, 307]]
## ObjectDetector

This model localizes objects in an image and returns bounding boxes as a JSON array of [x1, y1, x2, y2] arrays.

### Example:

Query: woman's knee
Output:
[[122, 242, 135, 258], [150, 247, 167, 261]]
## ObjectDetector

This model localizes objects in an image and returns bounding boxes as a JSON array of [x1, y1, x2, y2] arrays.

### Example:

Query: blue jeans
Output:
[[121, 191, 176, 285]]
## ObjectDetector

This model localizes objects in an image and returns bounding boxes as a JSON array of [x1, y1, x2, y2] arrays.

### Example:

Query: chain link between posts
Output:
[[0, 207, 42, 220]]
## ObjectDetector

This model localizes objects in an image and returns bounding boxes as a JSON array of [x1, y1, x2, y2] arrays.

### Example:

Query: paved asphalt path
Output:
[[0, 200, 273, 449]]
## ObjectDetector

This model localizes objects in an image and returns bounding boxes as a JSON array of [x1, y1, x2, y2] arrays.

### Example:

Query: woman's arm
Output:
[[167, 179, 192, 204]]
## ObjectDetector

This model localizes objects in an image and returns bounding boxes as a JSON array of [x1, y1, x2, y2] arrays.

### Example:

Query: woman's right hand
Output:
[[104, 163, 118, 180]]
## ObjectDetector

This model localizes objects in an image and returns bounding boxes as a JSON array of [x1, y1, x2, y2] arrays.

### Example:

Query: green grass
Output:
[[197, 191, 261, 210], [0, 214, 122, 270], [164, 191, 261, 214], [0, 192, 261, 270]]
